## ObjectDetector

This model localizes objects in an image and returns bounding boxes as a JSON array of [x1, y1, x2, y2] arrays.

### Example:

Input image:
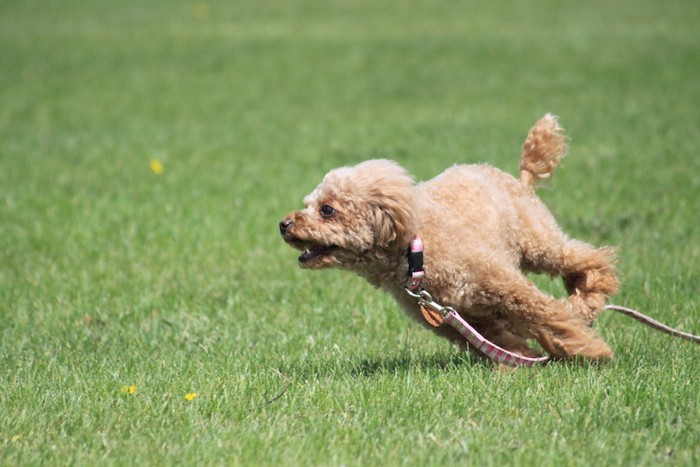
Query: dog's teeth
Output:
[[299, 248, 313, 263]]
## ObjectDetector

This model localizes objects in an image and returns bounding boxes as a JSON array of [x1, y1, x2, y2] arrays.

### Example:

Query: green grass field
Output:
[[2, 0, 699, 465]]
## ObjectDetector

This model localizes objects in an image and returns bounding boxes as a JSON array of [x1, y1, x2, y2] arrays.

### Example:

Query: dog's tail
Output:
[[519, 113, 568, 188]]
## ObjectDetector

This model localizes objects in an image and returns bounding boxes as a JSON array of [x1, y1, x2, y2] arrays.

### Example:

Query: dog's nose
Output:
[[279, 219, 292, 235]]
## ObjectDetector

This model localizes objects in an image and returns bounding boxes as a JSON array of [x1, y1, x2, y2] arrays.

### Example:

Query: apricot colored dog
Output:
[[280, 115, 619, 360]]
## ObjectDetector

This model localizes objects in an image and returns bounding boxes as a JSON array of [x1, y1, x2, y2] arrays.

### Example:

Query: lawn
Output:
[[1, 0, 699, 465]]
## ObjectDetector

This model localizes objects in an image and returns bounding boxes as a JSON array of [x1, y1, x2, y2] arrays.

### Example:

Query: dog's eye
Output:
[[320, 204, 336, 218]]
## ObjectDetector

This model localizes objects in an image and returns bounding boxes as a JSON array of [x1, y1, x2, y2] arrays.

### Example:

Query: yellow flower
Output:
[[184, 392, 198, 401], [193, 3, 210, 19], [150, 159, 164, 175], [121, 385, 137, 395]]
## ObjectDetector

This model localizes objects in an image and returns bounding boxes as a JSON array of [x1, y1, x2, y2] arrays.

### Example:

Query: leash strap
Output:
[[405, 235, 548, 365], [405, 287, 550, 367], [443, 309, 551, 367], [604, 305, 700, 344], [423, 299, 699, 367], [403, 236, 698, 368]]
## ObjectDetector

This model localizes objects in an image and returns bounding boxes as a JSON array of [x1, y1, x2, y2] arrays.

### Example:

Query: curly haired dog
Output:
[[280, 114, 619, 361]]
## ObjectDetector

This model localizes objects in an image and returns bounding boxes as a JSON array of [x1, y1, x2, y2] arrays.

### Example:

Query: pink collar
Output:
[[405, 234, 424, 291]]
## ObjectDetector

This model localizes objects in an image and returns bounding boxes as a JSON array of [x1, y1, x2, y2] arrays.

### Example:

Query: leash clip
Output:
[[404, 287, 451, 318]]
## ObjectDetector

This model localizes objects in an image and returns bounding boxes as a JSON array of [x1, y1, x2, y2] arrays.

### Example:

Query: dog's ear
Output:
[[362, 163, 416, 249], [349, 159, 417, 250], [372, 201, 415, 249]]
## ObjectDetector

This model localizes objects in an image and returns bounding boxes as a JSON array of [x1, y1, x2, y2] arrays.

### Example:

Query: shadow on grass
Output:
[[279, 349, 491, 381], [355, 352, 491, 376]]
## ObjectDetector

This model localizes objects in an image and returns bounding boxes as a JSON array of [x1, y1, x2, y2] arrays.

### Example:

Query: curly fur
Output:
[[280, 114, 620, 361]]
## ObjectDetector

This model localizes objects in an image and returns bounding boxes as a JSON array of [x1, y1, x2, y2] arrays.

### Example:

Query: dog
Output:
[[280, 114, 619, 361]]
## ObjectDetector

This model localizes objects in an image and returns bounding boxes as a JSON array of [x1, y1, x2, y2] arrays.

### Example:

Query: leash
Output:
[[404, 235, 700, 367], [405, 287, 552, 367], [405, 234, 551, 367], [603, 304, 700, 344]]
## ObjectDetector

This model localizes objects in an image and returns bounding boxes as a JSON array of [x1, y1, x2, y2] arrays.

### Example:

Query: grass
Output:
[[1, 0, 699, 464]]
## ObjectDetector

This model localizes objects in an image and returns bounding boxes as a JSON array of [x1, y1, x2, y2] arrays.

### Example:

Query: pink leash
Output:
[[405, 235, 700, 367], [603, 304, 700, 344], [405, 287, 552, 367], [409, 289, 700, 367], [442, 308, 551, 367], [448, 304, 700, 366]]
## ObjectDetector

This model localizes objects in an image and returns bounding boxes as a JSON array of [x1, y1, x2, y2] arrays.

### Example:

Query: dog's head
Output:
[[279, 159, 416, 270]]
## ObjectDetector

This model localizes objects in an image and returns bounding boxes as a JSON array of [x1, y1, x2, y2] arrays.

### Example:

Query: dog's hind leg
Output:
[[560, 240, 619, 322], [520, 234, 619, 323], [529, 298, 613, 360], [479, 265, 614, 360], [516, 113, 619, 321]]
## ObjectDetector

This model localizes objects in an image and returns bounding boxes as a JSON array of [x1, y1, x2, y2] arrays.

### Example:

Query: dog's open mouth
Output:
[[298, 244, 338, 264], [281, 230, 341, 267]]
